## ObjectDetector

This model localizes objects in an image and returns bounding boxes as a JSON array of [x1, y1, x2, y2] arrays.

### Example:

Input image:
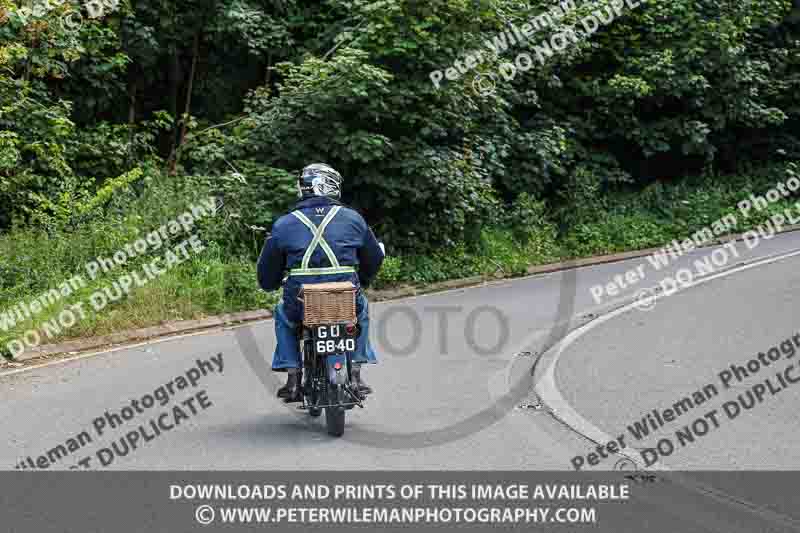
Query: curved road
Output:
[[4, 231, 800, 531]]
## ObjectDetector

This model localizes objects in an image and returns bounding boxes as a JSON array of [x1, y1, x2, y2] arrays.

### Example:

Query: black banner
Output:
[[3, 471, 800, 532]]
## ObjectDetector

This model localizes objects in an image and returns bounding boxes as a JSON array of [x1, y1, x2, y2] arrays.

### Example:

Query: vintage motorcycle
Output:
[[296, 281, 365, 436]]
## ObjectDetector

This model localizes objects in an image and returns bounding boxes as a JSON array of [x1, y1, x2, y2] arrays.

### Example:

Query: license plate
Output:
[[314, 325, 356, 355]]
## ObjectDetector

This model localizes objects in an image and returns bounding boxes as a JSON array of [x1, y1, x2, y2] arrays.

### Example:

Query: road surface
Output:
[[3, 230, 800, 531]]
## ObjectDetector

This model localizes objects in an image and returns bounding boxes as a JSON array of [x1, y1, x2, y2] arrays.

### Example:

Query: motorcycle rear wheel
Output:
[[325, 407, 345, 436], [325, 385, 346, 437], [303, 341, 322, 417]]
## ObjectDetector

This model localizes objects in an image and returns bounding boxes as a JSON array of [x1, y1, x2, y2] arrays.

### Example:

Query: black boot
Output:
[[351, 364, 373, 397], [277, 370, 302, 402]]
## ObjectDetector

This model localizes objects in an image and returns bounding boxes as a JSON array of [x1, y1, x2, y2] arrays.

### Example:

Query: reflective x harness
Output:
[[289, 206, 356, 276]]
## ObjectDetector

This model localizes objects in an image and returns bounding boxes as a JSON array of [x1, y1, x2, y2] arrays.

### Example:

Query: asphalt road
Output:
[[557, 250, 800, 470], [3, 230, 800, 531]]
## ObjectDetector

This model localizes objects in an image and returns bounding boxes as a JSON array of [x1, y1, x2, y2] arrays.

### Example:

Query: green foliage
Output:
[[26, 166, 144, 231], [1, 0, 800, 351], [563, 213, 671, 257], [186, 162, 298, 257], [372, 219, 561, 288], [0, 173, 279, 351], [2, 0, 800, 245], [561, 163, 800, 256], [373, 256, 404, 286]]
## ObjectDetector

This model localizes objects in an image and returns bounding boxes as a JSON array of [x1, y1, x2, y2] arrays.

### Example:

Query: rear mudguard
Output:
[[326, 354, 348, 386]]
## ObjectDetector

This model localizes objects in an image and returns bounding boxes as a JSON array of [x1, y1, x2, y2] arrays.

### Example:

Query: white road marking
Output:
[[533, 246, 800, 470]]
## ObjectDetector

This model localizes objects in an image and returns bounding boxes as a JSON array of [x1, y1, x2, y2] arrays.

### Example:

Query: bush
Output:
[[559, 163, 800, 256], [373, 256, 405, 288]]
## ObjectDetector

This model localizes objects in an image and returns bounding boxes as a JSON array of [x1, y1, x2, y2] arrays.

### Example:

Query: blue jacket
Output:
[[257, 196, 384, 317]]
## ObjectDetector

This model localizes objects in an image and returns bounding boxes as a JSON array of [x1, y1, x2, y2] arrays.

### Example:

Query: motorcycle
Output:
[[296, 281, 365, 436]]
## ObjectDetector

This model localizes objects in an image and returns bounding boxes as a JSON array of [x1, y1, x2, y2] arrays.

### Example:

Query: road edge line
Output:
[[533, 246, 800, 471]]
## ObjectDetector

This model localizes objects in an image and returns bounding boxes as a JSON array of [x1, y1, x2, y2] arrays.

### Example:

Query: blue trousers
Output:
[[272, 291, 378, 370]]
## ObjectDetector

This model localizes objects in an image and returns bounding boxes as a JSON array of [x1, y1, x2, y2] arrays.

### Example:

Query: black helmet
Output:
[[298, 163, 343, 199]]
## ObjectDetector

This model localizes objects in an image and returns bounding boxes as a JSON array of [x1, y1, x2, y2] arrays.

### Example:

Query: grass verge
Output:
[[2, 164, 799, 359]]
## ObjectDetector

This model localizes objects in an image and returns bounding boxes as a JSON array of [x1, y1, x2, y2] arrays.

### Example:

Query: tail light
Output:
[[345, 323, 357, 336]]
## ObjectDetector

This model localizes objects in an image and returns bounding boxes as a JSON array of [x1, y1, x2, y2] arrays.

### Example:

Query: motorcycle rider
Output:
[[257, 163, 385, 403]]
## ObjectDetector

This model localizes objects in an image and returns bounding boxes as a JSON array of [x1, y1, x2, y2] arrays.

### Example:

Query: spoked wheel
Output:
[[325, 385, 346, 437]]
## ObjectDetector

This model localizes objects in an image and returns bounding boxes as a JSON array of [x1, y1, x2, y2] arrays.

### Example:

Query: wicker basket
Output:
[[301, 282, 357, 325]]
